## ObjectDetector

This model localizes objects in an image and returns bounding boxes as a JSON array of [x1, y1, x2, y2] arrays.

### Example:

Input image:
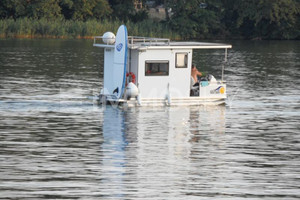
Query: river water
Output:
[[0, 39, 299, 199]]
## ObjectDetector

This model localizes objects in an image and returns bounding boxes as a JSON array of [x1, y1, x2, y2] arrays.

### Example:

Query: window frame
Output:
[[145, 60, 169, 76], [175, 52, 188, 68]]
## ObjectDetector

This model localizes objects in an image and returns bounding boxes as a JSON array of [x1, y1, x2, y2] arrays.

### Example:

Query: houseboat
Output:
[[93, 25, 232, 106]]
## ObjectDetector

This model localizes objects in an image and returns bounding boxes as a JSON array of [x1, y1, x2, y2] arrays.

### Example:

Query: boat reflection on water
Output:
[[100, 106, 225, 198]]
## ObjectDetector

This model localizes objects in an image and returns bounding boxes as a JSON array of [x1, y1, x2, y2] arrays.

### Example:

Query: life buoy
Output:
[[126, 72, 136, 84]]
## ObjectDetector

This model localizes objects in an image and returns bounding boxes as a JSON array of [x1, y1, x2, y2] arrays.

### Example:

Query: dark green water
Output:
[[0, 39, 299, 199]]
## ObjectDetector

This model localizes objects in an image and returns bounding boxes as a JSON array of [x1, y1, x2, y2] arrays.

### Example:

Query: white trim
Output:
[[100, 96, 226, 107], [139, 45, 232, 50], [93, 44, 114, 48]]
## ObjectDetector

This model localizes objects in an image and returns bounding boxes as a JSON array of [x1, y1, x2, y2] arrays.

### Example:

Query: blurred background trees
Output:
[[166, 0, 300, 39], [0, 0, 299, 39]]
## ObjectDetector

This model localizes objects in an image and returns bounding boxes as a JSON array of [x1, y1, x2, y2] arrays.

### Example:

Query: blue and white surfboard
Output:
[[112, 25, 128, 99]]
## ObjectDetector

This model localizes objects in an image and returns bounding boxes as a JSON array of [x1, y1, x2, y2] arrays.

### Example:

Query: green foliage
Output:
[[0, 0, 299, 39], [108, 0, 148, 22], [0, 17, 178, 39], [71, 0, 112, 21], [109, 0, 135, 21], [0, 0, 62, 20], [167, 0, 300, 39], [0, 0, 112, 21], [168, 0, 224, 39], [224, 0, 300, 39], [0, 0, 27, 19], [27, 0, 62, 20]]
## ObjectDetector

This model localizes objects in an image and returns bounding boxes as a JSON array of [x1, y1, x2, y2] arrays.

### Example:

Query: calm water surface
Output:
[[0, 39, 299, 199]]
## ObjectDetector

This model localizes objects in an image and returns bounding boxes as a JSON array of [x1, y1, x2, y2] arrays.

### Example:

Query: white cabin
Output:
[[94, 25, 232, 106]]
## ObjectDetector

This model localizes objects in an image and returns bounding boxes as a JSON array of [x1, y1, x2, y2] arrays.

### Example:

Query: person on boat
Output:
[[191, 64, 202, 86]]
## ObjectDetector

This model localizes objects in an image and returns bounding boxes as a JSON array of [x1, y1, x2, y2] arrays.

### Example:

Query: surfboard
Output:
[[112, 25, 128, 99]]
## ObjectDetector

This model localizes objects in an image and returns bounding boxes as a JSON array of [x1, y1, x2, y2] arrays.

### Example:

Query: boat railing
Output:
[[93, 36, 109, 45], [93, 35, 170, 47], [128, 36, 170, 46]]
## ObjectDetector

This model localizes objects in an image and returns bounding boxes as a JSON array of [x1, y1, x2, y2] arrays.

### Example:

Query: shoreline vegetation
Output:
[[0, 1, 299, 40], [1, 17, 299, 41], [0, 18, 181, 40]]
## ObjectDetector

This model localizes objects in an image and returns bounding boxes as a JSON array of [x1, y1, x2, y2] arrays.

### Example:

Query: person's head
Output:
[[192, 64, 196, 70]]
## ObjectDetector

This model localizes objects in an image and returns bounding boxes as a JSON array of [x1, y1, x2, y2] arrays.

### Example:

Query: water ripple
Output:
[[0, 39, 299, 199]]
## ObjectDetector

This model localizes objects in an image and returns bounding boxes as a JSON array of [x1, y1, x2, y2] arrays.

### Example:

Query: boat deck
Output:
[[98, 96, 226, 107]]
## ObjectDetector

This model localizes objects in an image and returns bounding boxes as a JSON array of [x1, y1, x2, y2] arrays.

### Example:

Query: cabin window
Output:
[[145, 61, 169, 76], [175, 53, 188, 68]]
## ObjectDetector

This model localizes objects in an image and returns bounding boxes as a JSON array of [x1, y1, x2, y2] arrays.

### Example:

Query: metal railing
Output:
[[128, 36, 170, 46], [93, 35, 170, 46], [93, 36, 105, 45]]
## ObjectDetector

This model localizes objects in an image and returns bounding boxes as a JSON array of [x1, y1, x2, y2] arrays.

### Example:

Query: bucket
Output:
[[200, 81, 209, 87]]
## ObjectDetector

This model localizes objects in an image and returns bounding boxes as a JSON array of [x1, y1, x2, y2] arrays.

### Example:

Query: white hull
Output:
[[98, 96, 225, 107]]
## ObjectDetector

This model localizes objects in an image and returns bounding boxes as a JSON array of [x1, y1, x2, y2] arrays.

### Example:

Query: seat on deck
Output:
[[190, 76, 199, 96]]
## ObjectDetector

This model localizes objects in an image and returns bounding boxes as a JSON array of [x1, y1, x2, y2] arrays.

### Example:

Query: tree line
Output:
[[0, 0, 299, 40], [166, 0, 300, 39]]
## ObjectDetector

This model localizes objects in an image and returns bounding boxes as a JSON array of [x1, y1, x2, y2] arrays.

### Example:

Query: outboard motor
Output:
[[125, 82, 139, 100]]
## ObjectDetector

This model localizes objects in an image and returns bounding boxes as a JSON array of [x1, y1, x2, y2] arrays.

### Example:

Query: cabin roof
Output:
[[93, 36, 232, 50], [130, 41, 232, 50]]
